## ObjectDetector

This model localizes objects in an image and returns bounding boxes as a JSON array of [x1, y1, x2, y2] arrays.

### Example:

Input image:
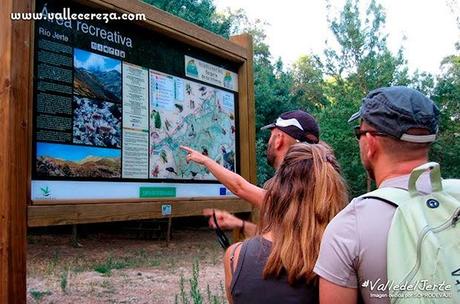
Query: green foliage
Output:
[[175, 261, 225, 304], [291, 55, 328, 110], [312, 0, 411, 195], [323, 0, 409, 92], [189, 261, 203, 303], [314, 0, 459, 194], [60, 270, 68, 294], [143, 0, 245, 38], [30, 289, 52, 302], [93, 256, 129, 275], [147, 0, 459, 193], [253, 57, 300, 184], [431, 47, 460, 178]]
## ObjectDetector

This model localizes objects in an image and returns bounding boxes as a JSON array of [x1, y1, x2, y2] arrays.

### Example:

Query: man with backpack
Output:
[[314, 86, 460, 303]]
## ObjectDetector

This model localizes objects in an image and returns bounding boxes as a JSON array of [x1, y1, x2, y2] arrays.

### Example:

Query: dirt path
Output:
[[27, 227, 228, 303]]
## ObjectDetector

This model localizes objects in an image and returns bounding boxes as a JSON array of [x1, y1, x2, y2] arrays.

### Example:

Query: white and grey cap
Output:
[[261, 110, 320, 144], [349, 86, 440, 143]]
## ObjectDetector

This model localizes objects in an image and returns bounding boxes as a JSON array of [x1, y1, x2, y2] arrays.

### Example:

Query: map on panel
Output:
[[149, 70, 236, 180]]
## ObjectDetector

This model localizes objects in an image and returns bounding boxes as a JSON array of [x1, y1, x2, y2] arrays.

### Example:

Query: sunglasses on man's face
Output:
[[353, 126, 388, 140], [213, 210, 231, 250]]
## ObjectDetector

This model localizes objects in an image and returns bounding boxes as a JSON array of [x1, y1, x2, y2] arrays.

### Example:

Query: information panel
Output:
[[31, 0, 239, 200]]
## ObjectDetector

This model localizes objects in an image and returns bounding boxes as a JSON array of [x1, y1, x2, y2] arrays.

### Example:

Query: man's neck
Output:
[[375, 158, 429, 187], [273, 154, 283, 170]]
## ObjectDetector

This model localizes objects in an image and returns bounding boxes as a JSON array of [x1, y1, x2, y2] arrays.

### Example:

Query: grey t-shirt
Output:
[[314, 174, 431, 304]]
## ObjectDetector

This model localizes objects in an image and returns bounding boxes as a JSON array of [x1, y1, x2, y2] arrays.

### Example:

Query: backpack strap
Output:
[[361, 162, 443, 207], [361, 187, 412, 208], [407, 162, 442, 196]]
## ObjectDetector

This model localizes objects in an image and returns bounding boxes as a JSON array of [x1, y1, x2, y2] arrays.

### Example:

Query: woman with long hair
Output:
[[224, 142, 348, 303]]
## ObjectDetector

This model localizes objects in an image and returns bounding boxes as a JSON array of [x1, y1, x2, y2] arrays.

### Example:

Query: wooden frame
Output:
[[27, 0, 256, 226], [1, 0, 255, 301]]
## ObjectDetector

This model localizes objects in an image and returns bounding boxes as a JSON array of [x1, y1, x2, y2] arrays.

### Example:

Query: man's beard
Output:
[[364, 163, 376, 181], [360, 149, 375, 181], [266, 142, 276, 168]]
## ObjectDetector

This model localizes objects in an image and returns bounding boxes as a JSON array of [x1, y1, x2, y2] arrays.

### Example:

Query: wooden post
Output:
[[166, 215, 172, 245], [1, 0, 32, 302], [230, 34, 257, 241], [71, 225, 83, 248]]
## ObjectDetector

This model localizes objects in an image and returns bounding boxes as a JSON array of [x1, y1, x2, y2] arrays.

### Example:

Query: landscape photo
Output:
[[73, 96, 122, 148], [36, 143, 121, 178], [73, 48, 122, 103]]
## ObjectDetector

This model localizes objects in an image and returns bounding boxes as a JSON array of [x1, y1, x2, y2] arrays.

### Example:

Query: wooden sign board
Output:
[[27, 0, 255, 226], [1, 0, 255, 301]]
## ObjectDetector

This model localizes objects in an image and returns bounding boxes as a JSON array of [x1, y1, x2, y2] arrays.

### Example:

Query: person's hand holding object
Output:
[[202, 208, 244, 230]]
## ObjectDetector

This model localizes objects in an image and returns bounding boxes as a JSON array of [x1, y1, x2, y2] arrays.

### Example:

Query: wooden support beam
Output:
[[28, 198, 252, 227], [0, 0, 32, 302]]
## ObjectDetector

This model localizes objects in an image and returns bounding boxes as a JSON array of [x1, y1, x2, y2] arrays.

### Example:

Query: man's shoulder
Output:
[[327, 197, 360, 227], [326, 194, 395, 234]]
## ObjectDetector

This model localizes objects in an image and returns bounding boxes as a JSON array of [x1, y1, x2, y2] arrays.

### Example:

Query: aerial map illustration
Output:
[[149, 71, 236, 180]]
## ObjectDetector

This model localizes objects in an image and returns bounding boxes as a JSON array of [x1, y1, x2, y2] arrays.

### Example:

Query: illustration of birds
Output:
[[223, 150, 235, 171], [186, 83, 192, 95], [175, 104, 183, 112], [199, 86, 207, 96], [160, 150, 168, 163], [165, 119, 171, 131], [166, 167, 177, 175], [188, 124, 196, 137], [151, 165, 160, 177]]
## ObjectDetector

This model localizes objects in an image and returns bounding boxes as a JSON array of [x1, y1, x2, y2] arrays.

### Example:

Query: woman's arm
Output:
[[180, 146, 265, 207]]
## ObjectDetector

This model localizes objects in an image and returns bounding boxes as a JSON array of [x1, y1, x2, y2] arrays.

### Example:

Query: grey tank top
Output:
[[230, 236, 318, 304]]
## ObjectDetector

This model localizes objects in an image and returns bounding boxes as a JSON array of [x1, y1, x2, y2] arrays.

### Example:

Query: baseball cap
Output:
[[348, 86, 440, 143], [261, 110, 319, 144]]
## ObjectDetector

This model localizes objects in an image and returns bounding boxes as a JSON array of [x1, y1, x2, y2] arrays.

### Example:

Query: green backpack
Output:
[[362, 162, 460, 304]]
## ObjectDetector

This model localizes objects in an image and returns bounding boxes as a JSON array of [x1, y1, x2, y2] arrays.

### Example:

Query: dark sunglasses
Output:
[[213, 210, 231, 250], [354, 126, 388, 140]]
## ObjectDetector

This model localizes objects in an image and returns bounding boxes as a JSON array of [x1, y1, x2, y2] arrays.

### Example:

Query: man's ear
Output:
[[274, 132, 284, 150], [365, 133, 378, 160]]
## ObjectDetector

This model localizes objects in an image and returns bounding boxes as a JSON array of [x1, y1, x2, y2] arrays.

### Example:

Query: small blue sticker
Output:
[[162, 204, 172, 216], [220, 187, 227, 195]]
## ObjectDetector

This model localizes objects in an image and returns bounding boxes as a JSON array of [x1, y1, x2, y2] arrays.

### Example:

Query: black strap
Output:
[[363, 196, 399, 208], [362, 187, 408, 208], [213, 210, 231, 250]]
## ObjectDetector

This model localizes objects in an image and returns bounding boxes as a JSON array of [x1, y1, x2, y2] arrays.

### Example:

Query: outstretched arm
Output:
[[203, 208, 257, 237], [180, 146, 265, 207]]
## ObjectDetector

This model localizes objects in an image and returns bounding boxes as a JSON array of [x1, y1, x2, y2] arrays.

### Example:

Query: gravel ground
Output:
[[27, 224, 228, 304]]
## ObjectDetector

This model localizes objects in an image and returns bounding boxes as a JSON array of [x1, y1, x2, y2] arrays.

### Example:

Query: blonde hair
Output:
[[259, 142, 348, 285]]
